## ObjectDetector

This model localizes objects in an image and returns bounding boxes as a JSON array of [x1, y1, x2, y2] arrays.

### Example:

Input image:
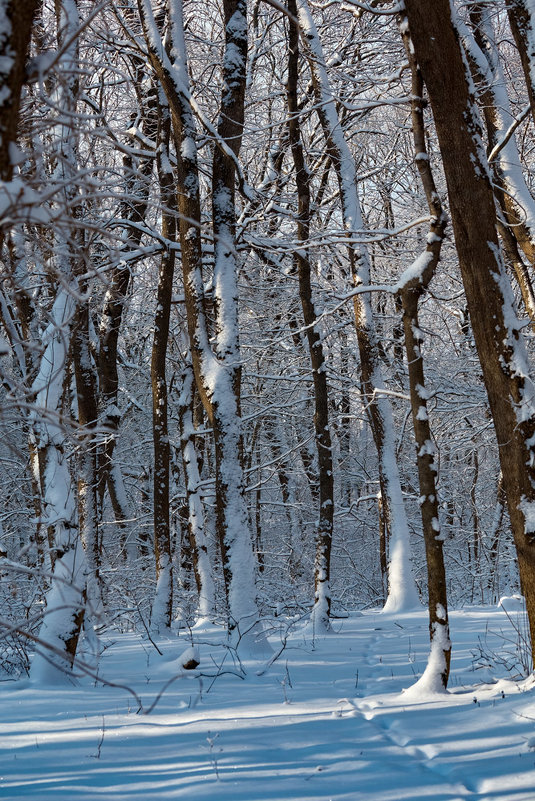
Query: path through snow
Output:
[[2, 607, 535, 799]]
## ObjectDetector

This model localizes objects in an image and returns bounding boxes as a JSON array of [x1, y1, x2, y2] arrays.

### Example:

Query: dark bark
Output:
[[287, 0, 334, 628], [405, 0, 535, 659], [466, 7, 535, 321], [396, 15, 451, 686], [97, 68, 157, 514], [0, 0, 39, 181], [506, 0, 535, 127], [150, 103, 175, 630]]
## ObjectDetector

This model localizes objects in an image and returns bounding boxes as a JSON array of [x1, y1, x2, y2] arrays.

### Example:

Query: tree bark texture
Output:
[[396, 15, 451, 687], [0, 0, 39, 181], [178, 361, 216, 619], [506, 0, 535, 127], [405, 0, 535, 659], [287, 0, 334, 630], [150, 104, 175, 631], [463, 7, 535, 320]]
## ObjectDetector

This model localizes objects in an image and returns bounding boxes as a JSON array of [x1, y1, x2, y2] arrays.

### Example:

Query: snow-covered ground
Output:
[[2, 603, 535, 800]]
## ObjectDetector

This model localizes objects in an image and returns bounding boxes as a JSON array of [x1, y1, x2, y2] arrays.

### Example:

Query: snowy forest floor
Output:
[[3, 604, 535, 800]]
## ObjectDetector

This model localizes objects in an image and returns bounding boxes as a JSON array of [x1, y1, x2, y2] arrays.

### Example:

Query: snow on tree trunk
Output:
[[297, 0, 420, 614], [287, 0, 334, 632], [460, 8, 535, 320], [139, 0, 262, 646], [30, 289, 86, 682], [506, 0, 535, 127], [405, 0, 535, 662], [72, 301, 102, 618], [30, 520, 86, 684], [96, 42, 156, 520], [178, 362, 216, 621], [395, 14, 451, 689]]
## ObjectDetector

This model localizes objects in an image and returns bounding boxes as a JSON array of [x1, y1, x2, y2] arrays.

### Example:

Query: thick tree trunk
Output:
[[405, 0, 535, 660], [209, 0, 258, 635], [30, 289, 86, 682]]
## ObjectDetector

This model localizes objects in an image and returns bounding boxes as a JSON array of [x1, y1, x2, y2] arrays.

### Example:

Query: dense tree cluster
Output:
[[1, 0, 535, 689]]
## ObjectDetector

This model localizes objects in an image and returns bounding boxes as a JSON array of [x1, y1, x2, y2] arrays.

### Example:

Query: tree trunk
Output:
[[405, 0, 535, 660], [150, 103, 175, 632], [138, 0, 261, 642], [506, 0, 535, 127], [395, 14, 451, 689], [297, 0, 420, 613], [287, 0, 334, 631], [462, 7, 535, 320], [30, 289, 86, 682], [178, 361, 216, 620], [96, 61, 157, 520], [0, 0, 39, 182]]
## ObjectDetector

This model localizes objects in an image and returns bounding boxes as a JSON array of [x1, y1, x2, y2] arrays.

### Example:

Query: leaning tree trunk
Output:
[[32, 0, 92, 681], [30, 288, 87, 683], [287, 0, 334, 632], [297, 0, 420, 612], [405, 0, 535, 661]]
